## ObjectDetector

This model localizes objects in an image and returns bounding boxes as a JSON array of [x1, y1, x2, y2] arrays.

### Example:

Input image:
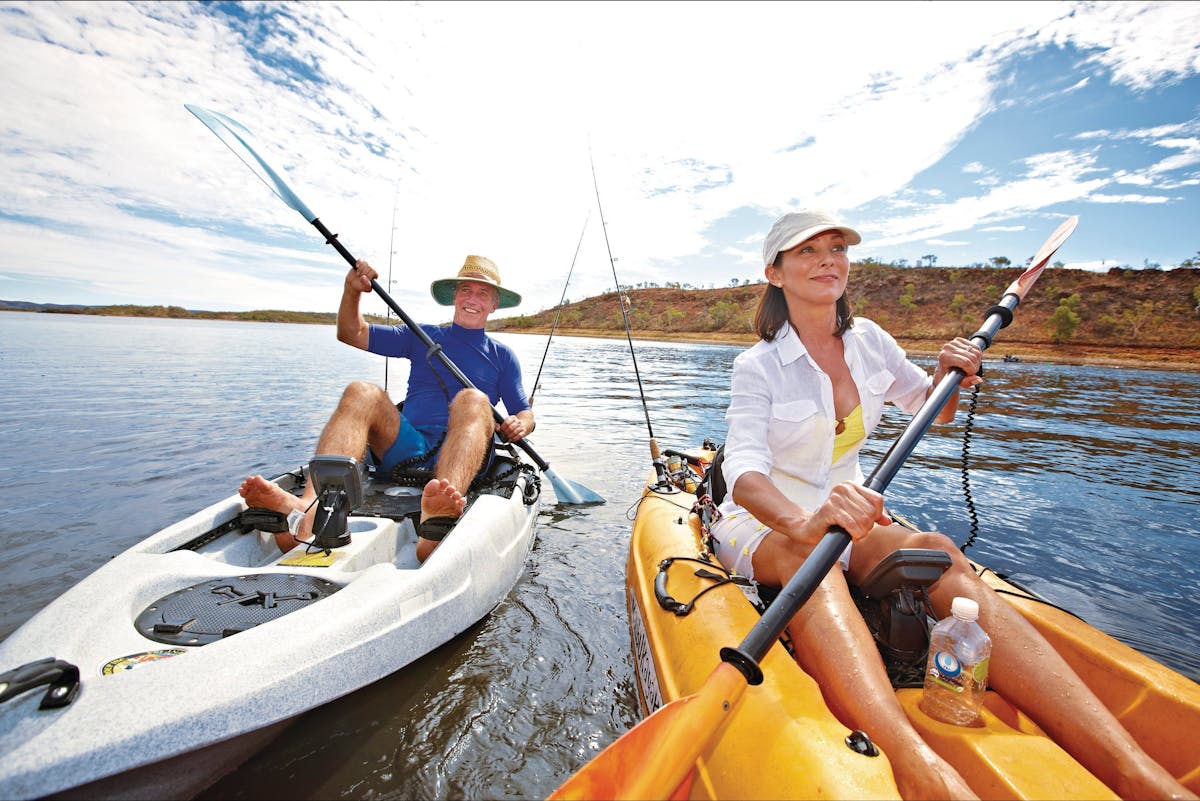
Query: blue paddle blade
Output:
[[185, 104, 316, 222], [544, 466, 605, 505]]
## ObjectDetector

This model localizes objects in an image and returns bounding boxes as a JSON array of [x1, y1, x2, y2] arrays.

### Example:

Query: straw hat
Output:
[[430, 255, 521, 309]]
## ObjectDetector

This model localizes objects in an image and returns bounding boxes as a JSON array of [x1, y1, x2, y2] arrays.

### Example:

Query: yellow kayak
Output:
[[622, 446, 1200, 800]]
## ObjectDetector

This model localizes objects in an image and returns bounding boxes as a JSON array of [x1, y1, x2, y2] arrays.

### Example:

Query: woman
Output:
[[710, 209, 1193, 800]]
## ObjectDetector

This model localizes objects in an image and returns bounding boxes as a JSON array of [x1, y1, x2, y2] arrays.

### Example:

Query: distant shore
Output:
[[504, 326, 1200, 373], [6, 306, 1198, 373]]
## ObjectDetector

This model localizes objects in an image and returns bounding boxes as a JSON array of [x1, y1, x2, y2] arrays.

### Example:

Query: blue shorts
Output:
[[369, 416, 495, 477], [371, 417, 445, 474]]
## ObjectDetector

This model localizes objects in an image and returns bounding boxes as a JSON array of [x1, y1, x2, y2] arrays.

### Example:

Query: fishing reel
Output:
[[650, 444, 702, 496], [647, 439, 683, 494], [664, 452, 699, 494]]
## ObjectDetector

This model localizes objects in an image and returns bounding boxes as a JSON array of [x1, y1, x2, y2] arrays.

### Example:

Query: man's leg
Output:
[[416, 388, 493, 562], [241, 381, 401, 552]]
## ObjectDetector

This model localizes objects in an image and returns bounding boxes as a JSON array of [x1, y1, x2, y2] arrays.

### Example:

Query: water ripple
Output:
[[2, 313, 1198, 800]]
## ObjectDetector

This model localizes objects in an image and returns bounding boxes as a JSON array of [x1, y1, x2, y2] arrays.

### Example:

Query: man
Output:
[[240, 254, 534, 563]]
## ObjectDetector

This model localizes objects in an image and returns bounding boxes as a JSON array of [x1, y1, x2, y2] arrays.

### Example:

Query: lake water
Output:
[[1, 311, 1198, 799]]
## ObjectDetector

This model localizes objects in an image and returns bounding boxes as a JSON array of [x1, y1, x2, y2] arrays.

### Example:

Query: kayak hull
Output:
[[0, 453, 541, 800], [626, 447, 1200, 800]]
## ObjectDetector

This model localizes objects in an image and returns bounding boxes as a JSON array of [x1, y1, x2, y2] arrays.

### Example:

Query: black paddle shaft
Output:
[[308, 217, 552, 473], [720, 295, 1019, 684]]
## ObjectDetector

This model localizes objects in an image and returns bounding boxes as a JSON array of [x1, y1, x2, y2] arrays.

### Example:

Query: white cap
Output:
[[951, 596, 980, 621], [762, 209, 862, 266]]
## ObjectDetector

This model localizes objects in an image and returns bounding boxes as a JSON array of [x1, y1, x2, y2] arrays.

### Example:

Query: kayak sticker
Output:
[[278, 550, 344, 567], [628, 589, 664, 715], [101, 649, 187, 676]]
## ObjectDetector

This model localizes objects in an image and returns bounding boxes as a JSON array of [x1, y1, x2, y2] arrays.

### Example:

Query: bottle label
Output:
[[929, 650, 965, 693], [932, 650, 962, 678]]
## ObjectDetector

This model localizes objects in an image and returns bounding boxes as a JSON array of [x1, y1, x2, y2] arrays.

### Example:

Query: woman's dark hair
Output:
[[753, 255, 854, 341]]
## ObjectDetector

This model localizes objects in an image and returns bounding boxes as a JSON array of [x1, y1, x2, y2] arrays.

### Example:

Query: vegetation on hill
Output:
[[0, 303, 393, 327], [6, 261, 1199, 370], [491, 263, 1200, 370]]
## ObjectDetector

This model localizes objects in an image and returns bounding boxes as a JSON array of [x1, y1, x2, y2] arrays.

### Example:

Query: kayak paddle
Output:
[[185, 104, 605, 505], [548, 215, 1079, 799]]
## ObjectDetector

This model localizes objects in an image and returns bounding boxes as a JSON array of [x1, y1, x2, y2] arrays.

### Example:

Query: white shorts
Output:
[[710, 510, 851, 605]]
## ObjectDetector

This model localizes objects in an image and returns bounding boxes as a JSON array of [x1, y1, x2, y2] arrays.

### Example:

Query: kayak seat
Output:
[[356, 445, 537, 523], [697, 443, 727, 504], [852, 548, 952, 687]]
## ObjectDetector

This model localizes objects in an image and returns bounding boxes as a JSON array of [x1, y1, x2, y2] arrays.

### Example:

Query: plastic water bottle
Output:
[[919, 596, 991, 726]]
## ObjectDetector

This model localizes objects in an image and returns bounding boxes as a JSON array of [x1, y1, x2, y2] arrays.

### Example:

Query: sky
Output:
[[1, 0, 1199, 323]]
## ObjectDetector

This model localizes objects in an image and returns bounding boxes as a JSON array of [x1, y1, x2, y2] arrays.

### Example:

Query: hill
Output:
[[6, 264, 1199, 371], [0, 302, 392, 327], [491, 264, 1200, 371]]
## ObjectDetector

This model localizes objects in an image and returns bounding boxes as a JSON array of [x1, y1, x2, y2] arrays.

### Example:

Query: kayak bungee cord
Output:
[[529, 212, 589, 405], [589, 150, 673, 489]]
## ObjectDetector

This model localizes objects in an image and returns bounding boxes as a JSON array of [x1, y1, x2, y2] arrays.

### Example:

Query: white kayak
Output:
[[0, 445, 541, 800]]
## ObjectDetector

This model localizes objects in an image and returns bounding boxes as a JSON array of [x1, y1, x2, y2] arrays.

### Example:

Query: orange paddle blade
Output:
[[1004, 215, 1079, 300], [548, 662, 748, 800]]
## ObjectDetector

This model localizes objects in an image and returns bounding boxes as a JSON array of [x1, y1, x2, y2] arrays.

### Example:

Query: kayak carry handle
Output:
[[654, 569, 688, 616], [0, 657, 80, 709]]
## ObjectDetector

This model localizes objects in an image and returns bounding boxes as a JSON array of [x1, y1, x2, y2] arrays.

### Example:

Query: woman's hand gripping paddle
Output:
[[547, 215, 1079, 799], [185, 104, 604, 505]]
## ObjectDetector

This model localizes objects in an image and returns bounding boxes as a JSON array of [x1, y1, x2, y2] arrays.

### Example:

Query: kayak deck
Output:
[[0, 448, 541, 800], [627, 446, 1200, 800]]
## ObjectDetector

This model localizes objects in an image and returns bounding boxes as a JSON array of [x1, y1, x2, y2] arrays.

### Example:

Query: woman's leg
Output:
[[856, 527, 1195, 800], [752, 533, 978, 800]]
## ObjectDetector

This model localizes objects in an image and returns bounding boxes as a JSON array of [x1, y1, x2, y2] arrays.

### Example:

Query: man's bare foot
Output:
[[240, 475, 305, 514], [239, 475, 310, 552], [416, 478, 467, 562], [420, 477, 466, 523]]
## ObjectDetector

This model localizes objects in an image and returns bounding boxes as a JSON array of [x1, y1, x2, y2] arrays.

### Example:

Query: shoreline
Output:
[[9, 308, 1196, 373], [499, 327, 1200, 373]]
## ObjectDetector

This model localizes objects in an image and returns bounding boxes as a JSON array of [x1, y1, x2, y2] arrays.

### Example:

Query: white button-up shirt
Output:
[[718, 319, 932, 517]]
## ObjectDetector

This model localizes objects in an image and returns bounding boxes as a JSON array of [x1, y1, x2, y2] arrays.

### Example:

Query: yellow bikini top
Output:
[[832, 404, 865, 463]]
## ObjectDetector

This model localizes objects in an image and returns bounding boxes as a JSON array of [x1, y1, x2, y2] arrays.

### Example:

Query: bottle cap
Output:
[[951, 596, 979, 621]]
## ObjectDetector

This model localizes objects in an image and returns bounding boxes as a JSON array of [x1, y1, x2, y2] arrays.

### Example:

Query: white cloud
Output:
[[1037, 1, 1200, 90], [1086, 194, 1172, 204], [1, 0, 1198, 319]]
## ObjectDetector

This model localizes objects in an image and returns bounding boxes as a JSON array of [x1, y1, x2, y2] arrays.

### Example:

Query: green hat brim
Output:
[[430, 279, 521, 310]]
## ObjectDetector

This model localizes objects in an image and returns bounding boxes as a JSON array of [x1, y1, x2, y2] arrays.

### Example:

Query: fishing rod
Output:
[[589, 150, 671, 487], [529, 212, 589, 405], [384, 181, 401, 392], [185, 103, 604, 505]]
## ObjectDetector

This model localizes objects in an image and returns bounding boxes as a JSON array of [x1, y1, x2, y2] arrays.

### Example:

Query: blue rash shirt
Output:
[[366, 322, 530, 433]]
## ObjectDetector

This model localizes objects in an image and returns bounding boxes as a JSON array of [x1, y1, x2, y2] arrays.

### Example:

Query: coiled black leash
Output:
[[959, 364, 983, 553]]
